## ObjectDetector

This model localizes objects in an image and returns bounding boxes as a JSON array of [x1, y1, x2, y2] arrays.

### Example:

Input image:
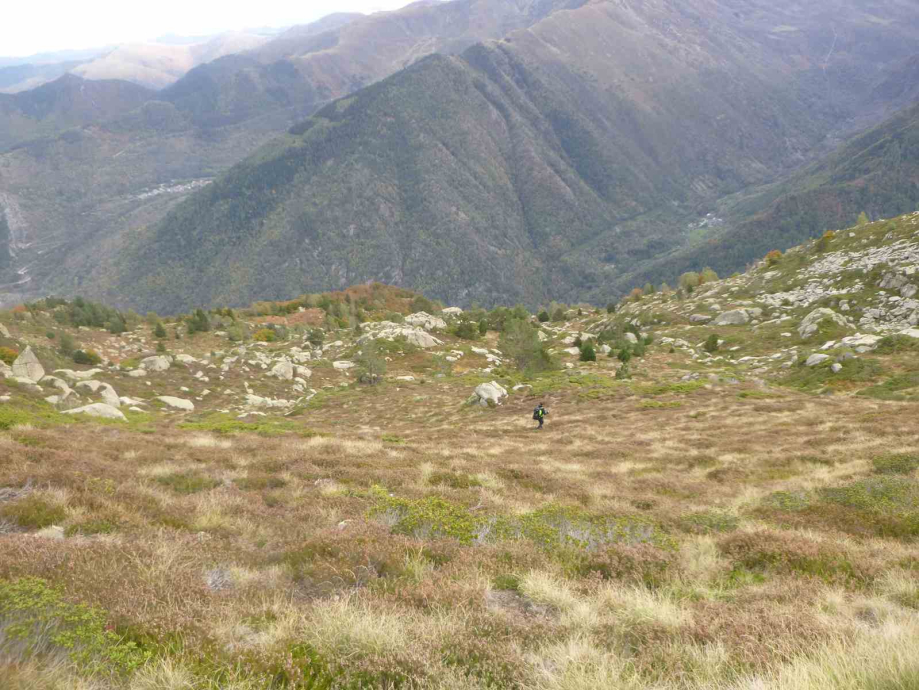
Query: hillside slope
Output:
[[622, 100, 919, 292], [2, 216, 919, 689], [106, 0, 919, 312], [0, 75, 154, 151]]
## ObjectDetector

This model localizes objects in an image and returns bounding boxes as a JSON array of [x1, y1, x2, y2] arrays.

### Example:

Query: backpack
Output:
[[533, 407, 543, 420]]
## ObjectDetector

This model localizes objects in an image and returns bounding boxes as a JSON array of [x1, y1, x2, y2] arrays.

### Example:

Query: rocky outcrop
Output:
[[358, 323, 443, 349], [798, 308, 851, 339], [405, 312, 447, 331]]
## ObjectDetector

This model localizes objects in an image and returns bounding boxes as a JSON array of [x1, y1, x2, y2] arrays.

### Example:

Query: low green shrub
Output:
[[72, 349, 102, 365], [873, 454, 919, 476], [0, 578, 150, 674], [154, 472, 221, 495], [0, 495, 66, 529]]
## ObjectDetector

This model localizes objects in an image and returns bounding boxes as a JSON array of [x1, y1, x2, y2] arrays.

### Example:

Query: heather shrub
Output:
[[253, 328, 276, 343], [0, 346, 18, 365]]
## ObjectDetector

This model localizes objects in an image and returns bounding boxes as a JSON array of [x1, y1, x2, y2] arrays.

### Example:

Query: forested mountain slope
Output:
[[620, 100, 919, 294], [105, 0, 919, 312]]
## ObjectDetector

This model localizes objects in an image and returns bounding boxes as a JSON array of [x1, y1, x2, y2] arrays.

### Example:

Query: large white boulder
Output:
[[712, 310, 750, 326], [405, 312, 447, 331], [472, 381, 508, 408], [140, 356, 171, 372], [799, 309, 850, 339], [442, 307, 464, 316], [11, 347, 44, 383], [0, 324, 10, 338], [157, 396, 195, 411], [63, 403, 127, 422]]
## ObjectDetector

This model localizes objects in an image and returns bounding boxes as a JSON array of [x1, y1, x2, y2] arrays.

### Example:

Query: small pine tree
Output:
[[356, 340, 387, 385], [857, 211, 870, 226], [153, 322, 167, 339], [704, 334, 719, 353], [606, 303, 617, 314], [58, 333, 76, 357], [454, 320, 479, 340], [617, 347, 633, 364], [579, 342, 597, 362], [552, 308, 566, 322], [156, 341, 167, 354], [537, 310, 550, 323], [478, 320, 488, 336]]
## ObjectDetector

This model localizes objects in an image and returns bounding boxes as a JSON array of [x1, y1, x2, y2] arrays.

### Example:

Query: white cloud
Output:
[[2, 0, 417, 58]]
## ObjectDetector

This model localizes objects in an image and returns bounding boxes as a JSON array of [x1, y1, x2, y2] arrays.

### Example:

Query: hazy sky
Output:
[[2, 0, 417, 57]]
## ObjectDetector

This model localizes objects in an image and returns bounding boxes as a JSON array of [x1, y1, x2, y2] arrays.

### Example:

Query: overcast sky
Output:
[[2, 0, 417, 57]]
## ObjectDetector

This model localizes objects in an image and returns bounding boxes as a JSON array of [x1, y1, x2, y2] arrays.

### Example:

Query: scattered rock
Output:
[[63, 403, 127, 421], [624, 333, 639, 344], [831, 363, 843, 374], [0, 324, 10, 338], [690, 314, 712, 323], [157, 396, 195, 411], [333, 361, 355, 370], [11, 347, 45, 383], [395, 376, 415, 382], [442, 307, 464, 316]]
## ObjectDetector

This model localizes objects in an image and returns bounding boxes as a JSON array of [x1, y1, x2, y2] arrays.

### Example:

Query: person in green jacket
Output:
[[533, 403, 549, 430]]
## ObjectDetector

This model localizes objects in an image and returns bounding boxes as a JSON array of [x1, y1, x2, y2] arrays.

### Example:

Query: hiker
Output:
[[533, 403, 549, 430]]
